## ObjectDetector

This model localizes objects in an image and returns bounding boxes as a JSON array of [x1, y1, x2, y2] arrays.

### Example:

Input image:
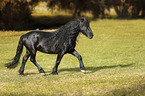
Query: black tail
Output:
[[5, 36, 24, 69]]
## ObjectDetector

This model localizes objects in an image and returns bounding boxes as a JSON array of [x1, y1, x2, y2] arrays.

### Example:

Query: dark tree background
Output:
[[0, 0, 39, 30], [0, 0, 145, 30], [109, 0, 145, 18], [48, 0, 106, 18]]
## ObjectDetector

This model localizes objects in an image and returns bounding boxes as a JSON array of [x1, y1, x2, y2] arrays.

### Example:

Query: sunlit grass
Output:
[[0, 19, 145, 96]]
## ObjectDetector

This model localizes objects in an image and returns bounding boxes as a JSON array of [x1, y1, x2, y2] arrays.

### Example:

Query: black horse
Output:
[[5, 17, 93, 75]]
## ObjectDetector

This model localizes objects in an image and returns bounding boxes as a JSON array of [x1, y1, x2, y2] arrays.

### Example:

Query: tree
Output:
[[130, 0, 145, 18], [109, 0, 145, 18], [48, 0, 106, 18], [109, 0, 130, 18], [1, 0, 30, 30], [0, 0, 40, 30]]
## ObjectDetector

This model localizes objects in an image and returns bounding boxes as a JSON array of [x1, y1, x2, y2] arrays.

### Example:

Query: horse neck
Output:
[[70, 29, 79, 38], [56, 23, 80, 38]]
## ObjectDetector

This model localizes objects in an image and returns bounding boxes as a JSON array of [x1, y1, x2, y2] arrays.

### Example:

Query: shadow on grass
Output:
[[0, 15, 75, 31], [24, 64, 133, 76], [31, 15, 74, 30], [59, 63, 133, 74], [1, 15, 95, 31], [24, 70, 51, 76]]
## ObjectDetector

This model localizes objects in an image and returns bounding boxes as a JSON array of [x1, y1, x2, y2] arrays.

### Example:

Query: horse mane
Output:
[[54, 18, 80, 38], [50, 18, 81, 50], [56, 18, 80, 33]]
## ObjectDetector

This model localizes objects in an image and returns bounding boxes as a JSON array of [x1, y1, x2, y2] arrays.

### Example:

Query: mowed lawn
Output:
[[0, 19, 145, 96]]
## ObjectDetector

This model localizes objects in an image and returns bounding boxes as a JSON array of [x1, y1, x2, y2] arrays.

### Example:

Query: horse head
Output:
[[79, 17, 94, 39]]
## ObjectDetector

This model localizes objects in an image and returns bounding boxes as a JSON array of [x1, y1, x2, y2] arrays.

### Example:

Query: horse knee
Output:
[[77, 54, 82, 60]]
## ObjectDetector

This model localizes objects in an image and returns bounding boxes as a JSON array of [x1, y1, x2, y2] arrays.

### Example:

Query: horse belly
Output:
[[36, 43, 60, 54]]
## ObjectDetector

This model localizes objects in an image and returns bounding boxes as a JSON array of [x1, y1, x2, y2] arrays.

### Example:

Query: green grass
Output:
[[0, 19, 145, 96]]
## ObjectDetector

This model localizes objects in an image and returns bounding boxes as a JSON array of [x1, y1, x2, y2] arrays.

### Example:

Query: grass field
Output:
[[0, 19, 145, 96]]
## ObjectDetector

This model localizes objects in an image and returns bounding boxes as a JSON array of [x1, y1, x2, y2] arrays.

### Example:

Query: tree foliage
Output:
[[48, 0, 145, 18], [0, 0, 145, 30], [0, 0, 40, 30], [48, 0, 106, 18], [108, 0, 145, 18]]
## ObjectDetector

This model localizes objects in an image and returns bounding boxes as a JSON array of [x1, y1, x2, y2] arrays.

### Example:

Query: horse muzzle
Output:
[[88, 32, 94, 39]]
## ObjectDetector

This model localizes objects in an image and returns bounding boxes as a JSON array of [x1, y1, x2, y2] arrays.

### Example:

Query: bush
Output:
[[0, 0, 31, 30]]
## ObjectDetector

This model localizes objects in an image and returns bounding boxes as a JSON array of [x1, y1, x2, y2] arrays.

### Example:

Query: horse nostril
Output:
[[89, 33, 93, 39]]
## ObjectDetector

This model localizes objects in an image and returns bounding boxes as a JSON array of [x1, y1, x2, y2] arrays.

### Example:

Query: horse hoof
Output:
[[40, 73, 46, 75], [19, 74, 25, 76], [81, 70, 86, 73], [51, 72, 58, 75], [19, 73, 25, 76]]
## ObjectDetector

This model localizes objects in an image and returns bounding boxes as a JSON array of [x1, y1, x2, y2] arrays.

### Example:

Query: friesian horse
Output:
[[5, 17, 94, 75]]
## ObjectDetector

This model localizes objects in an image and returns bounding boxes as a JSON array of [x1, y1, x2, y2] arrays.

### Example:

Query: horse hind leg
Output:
[[18, 50, 30, 75], [30, 51, 45, 75]]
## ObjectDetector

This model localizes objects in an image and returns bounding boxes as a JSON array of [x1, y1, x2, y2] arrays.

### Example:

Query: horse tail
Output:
[[5, 36, 24, 69]]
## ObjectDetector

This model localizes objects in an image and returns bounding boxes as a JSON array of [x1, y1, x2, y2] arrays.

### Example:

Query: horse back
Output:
[[21, 30, 77, 54], [22, 31, 54, 51]]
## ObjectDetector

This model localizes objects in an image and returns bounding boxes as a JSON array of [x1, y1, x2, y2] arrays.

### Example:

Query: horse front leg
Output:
[[52, 53, 64, 75], [71, 50, 86, 72]]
